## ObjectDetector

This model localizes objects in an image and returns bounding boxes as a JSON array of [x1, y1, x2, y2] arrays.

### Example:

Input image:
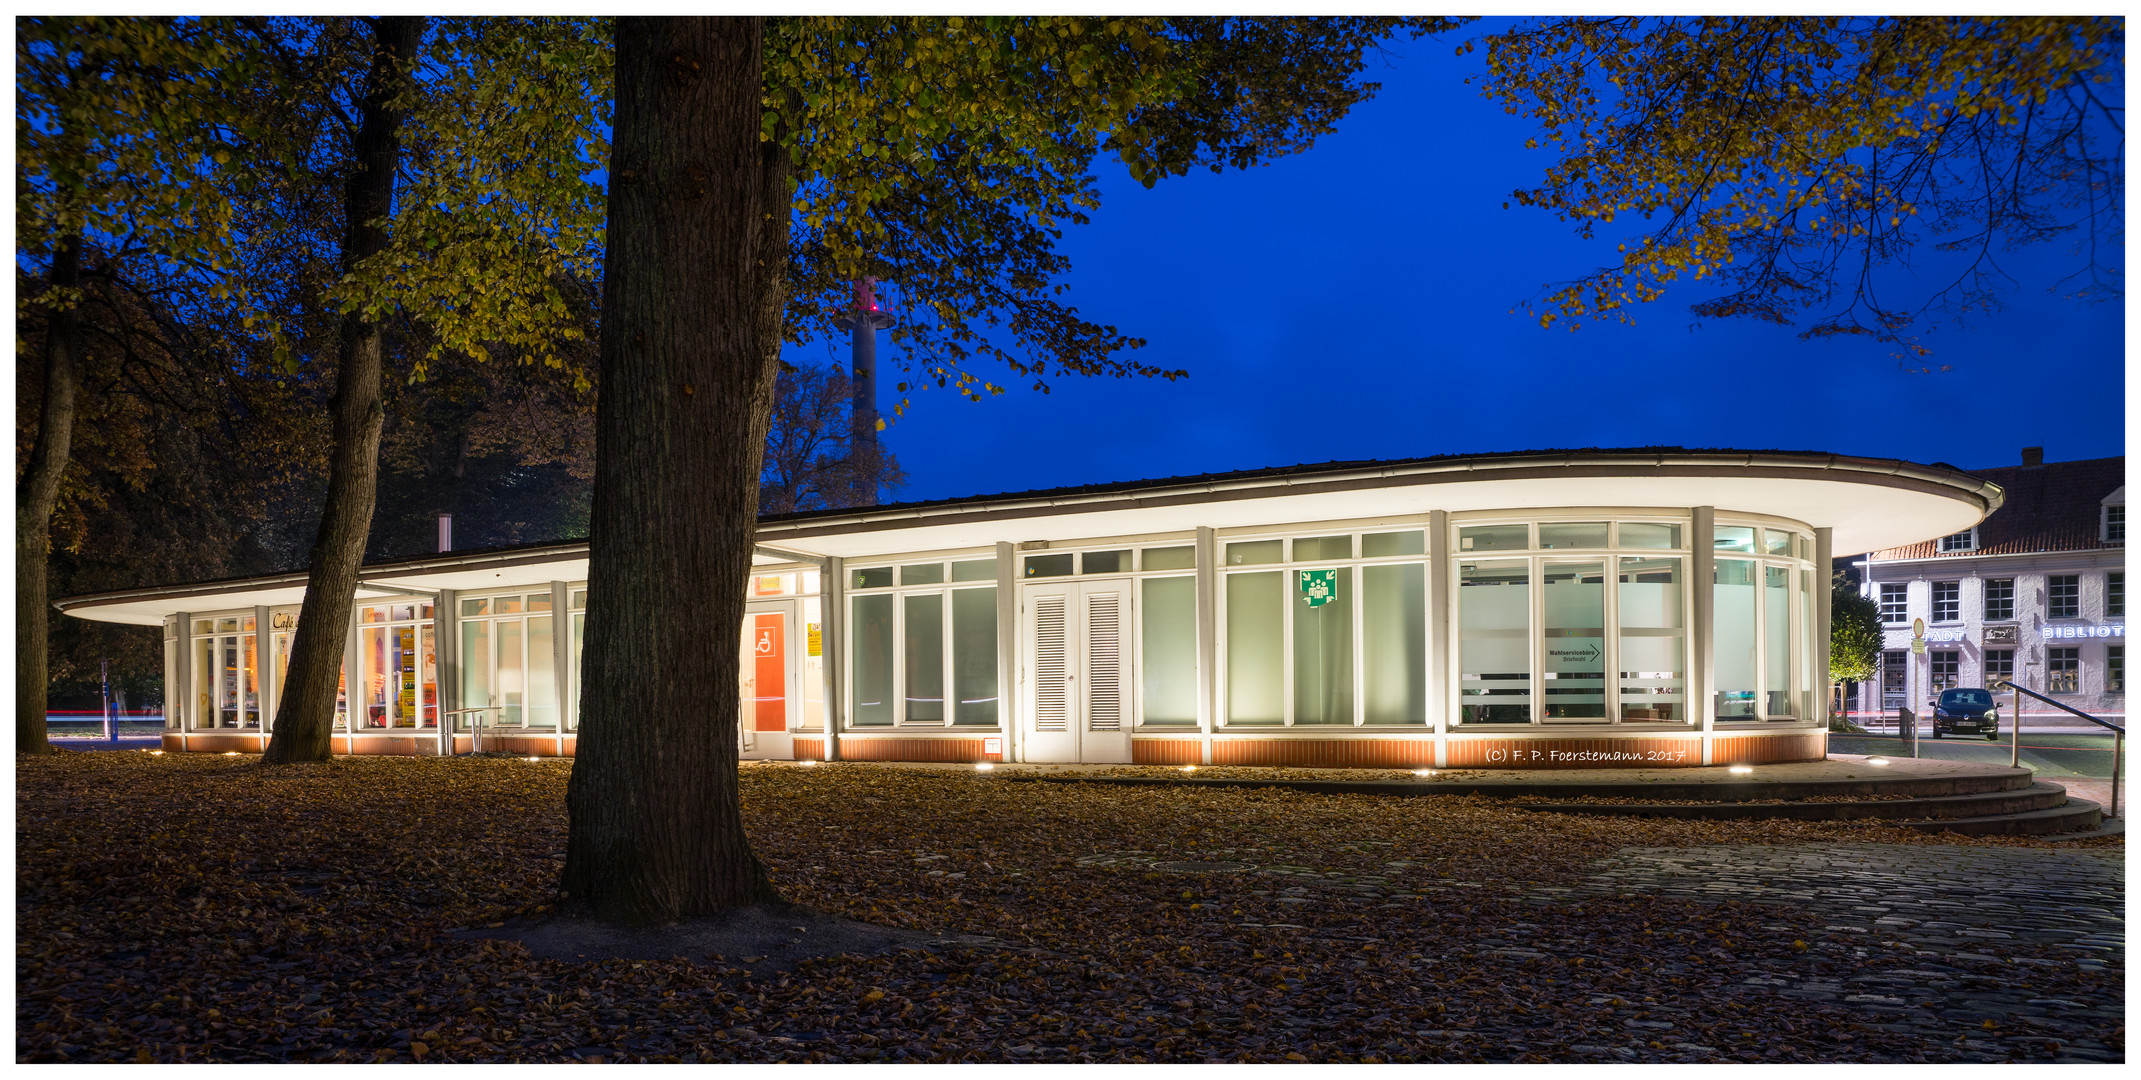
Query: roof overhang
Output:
[[59, 451, 1999, 626], [754, 451, 2001, 563]]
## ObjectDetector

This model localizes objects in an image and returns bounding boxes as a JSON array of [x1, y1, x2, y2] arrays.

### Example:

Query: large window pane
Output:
[[361, 626, 389, 728], [1542, 562, 1607, 719], [1459, 560, 1531, 723], [1617, 557, 1684, 721], [570, 613, 585, 730], [1362, 563, 1425, 724], [1225, 572, 1284, 725], [461, 620, 492, 729], [1141, 577, 1198, 725], [850, 594, 894, 726], [1294, 568, 1354, 725], [951, 588, 998, 726], [903, 593, 944, 723], [498, 619, 525, 726], [1764, 566, 1792, 718], [528, 615, 557, 729], [1713, 559, 1757, 718]]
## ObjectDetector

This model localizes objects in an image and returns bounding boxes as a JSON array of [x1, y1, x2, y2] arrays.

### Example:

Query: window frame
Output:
[[1878, 583, 1909, 625], [1443, 514, 1716, 729], [1219, 523, 1431, 729], [1931, 581, 1961, 624], [2103, 502, 2125, 544], [2108, 572, 2124, 620], [2047, 646, 2081, 693], [1983, 578, 2015, 622], [455, 589, 565, 732], [1939, 528, 1978, 553], [845, 554, 1004, 730], [2048, 574, 2082, 620]]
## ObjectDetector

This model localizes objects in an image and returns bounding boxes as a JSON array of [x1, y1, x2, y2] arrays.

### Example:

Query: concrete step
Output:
[[1895, 798, 2104, 837], [1013, 765, 2041, 803], [1513, 782, 2076, 823]]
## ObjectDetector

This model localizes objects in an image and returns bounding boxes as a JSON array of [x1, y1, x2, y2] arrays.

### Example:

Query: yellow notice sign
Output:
[[807, 623, 822, 657]]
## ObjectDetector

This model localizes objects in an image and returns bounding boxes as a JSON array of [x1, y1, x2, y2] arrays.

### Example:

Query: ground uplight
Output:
[[525, 756, 540, 763], [799, 759, 818, 767], [224, 751, 240, 756], [1867, 757, 1891, 766], [974, 762, 995, 771], [1728, 765, 1754, 775], [1414, 769, 1435, 777], [1181, 765, 1198, 773]]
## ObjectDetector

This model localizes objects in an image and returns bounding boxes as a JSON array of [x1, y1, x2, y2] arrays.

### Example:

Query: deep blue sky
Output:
[[786, 31, 2126, 504]]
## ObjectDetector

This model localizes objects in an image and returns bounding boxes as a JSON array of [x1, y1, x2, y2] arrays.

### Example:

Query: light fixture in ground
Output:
[[525, 756, 540, 763], [974, 762, 995, 771], [224, 751, 240, 756], [1414, 769, 1435, 777], [1181, 764, 1198, 773], [799, 759, 818, 767], [1867, 758, 1890, 766], [148, 750, 164, 756], [1728, 765, 1754, 775]]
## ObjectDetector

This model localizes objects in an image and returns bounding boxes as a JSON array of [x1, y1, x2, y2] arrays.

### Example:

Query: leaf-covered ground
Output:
[[16, 752, 2124, 1063]]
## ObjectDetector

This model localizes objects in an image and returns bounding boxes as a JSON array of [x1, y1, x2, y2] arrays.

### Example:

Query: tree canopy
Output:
[[1476, 16, 2123, 363]]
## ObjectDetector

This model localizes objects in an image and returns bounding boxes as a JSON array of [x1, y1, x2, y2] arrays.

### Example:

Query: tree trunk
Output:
[[17, 236, 82, 756], [561, 16, 788, 923], [262, 16, 423, 765]]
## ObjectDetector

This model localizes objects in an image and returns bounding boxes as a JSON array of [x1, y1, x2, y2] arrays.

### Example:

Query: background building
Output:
[[1858, 448, 2124, 725]]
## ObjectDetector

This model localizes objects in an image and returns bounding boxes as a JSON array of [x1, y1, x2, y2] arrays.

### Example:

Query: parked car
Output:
[[1932, 688, 2001, 741]]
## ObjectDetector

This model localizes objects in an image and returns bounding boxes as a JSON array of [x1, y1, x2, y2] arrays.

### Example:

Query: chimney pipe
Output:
[[2021, 446, 2044, 468], [437, 513, 453, 553]]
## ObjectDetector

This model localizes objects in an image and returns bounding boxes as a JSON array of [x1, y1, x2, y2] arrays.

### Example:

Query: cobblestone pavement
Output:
[[1544, 844, 2125, 1063]]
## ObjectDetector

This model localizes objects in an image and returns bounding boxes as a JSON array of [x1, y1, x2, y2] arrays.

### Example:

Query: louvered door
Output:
[[1080, 587, 1133, 763], [1020, 581, 1133, 764]]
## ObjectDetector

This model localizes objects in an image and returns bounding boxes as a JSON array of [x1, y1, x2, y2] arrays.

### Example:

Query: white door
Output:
[[1021, 580, 1132, 763], [739, 601, 797, 760]]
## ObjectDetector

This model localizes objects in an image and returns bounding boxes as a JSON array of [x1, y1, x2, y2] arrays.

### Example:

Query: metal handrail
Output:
[[442, 706, 507, 755], [1988, 680, 2121, 821], [1986, 681, 2124, 734]]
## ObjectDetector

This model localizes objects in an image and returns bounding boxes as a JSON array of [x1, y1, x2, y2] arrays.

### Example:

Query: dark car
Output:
[[1933, 688, 2001, 741]]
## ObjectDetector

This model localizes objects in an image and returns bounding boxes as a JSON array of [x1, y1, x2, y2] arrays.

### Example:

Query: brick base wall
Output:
[[839, 737, 997, 763], [1211, 738, 1437, 769], [793, 737, 826, 761], [1133, 738, 1202, 765]]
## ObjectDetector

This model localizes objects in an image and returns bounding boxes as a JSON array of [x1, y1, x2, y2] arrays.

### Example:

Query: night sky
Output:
[[786, 27, 2127, 504]]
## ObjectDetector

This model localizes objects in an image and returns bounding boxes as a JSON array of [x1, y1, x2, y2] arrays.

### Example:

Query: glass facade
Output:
[[159, 508, 1833, 762]]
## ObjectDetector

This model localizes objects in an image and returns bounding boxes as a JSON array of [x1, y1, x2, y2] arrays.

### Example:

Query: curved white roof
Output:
[[59, 448, 2000, 625]]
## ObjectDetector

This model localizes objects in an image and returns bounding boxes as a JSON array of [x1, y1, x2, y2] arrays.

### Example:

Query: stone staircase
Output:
[[1510, 770, 2105, 837]]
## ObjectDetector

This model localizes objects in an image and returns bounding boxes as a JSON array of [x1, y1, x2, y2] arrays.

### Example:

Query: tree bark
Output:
[[262, 16, 423, 765], [561, 16, 788, 923], [17, 236, 82, 756]]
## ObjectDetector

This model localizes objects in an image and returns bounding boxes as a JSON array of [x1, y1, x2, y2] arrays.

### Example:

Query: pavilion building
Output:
[[57, 448, 2000, 769]]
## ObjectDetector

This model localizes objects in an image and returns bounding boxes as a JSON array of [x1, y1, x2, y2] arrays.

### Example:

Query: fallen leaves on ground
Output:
[[15, 752, 2124, 1063]]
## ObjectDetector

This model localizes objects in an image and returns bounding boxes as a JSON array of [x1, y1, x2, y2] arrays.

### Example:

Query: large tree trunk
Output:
[[561, 16, 789, 923], [17, 236, 82, 756], [261, 16, 423, 765]]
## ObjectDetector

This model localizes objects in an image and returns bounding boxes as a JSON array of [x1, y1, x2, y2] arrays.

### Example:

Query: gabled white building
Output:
[[1858, 448, 2124, 724]]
